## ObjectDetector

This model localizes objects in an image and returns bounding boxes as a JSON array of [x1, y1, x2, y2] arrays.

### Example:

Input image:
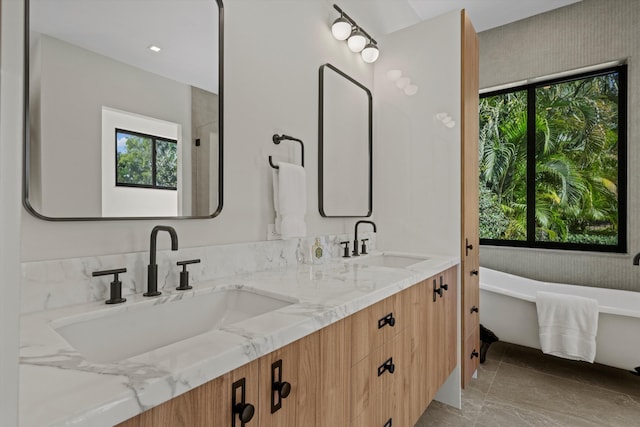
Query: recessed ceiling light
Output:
[[148, 45, 161, 53]]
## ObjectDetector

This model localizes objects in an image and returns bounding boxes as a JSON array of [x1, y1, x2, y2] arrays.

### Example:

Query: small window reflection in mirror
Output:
[[115, 129, 178, 190]]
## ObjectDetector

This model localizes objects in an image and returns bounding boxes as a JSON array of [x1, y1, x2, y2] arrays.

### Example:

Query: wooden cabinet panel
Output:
[[404, 278, 431, 426], [351, 293, 402, 366], [461, 8, 480, 389], [116, 360, 258, 427], [464, 317, 480, 382], [317, 319, 350, 427], [350, 333, 405, 427], [258, 342, 299, 427], [443, 267, 458, 377]]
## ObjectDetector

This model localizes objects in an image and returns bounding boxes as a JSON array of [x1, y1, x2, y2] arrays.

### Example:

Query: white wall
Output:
[[31, 34, 192, 218], [1, 0, 23, 423], [374, 10, 462, 257], [374, 10, 463, 408], [20, 0, 374, 261]]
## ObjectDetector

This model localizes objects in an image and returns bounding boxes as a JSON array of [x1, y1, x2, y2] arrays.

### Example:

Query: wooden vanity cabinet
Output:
[[118, 266, 458, 427]]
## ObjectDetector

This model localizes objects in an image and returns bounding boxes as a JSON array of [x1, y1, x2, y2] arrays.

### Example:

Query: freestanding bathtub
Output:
[[479, 267, 640, 371]]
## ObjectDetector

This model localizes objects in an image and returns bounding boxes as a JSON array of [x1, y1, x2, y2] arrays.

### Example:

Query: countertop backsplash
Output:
[[20, 232, 375, 314]]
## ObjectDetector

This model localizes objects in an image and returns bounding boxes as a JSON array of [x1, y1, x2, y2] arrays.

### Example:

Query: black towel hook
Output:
[[269, 134, 304, 169]]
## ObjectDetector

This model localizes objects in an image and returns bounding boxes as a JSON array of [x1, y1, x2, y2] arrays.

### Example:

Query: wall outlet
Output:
[[267, 224, 281, 241]]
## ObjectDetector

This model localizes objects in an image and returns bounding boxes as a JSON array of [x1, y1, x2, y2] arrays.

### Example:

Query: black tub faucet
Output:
[[633, 252, 640, 266], [353, 220, 376, 257], [145, 225, 179, 297]]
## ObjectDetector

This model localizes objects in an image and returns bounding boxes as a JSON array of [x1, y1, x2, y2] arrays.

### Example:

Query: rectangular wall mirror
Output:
[[23, 0, 223, 220], [319, 63, 372, 217]]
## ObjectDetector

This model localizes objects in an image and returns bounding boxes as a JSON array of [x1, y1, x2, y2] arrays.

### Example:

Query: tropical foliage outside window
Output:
[[116, 129, 178, 190], [479, 66, 626, 252]]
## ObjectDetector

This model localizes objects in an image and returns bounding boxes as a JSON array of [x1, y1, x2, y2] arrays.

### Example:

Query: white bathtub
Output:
[[479, 267, 640, 370]]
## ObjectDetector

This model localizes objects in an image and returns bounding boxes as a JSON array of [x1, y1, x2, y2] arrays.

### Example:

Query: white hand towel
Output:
[[272, 162, 306, 239], [535, 291, 598, 362]]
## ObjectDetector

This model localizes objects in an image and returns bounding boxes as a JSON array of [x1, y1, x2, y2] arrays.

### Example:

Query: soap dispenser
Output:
[[311, 238, 325, 264]]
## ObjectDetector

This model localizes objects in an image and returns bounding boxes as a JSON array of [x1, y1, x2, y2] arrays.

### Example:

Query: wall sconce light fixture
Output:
[[331, 4, 379, 63]]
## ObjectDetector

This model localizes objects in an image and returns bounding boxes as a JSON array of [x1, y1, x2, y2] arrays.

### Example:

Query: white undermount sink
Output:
[[350, 253, 429, 268], [52, 288, 295, 364]]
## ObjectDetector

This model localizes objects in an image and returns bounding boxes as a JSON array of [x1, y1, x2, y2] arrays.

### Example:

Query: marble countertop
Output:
[[19, 252, 458, 427]]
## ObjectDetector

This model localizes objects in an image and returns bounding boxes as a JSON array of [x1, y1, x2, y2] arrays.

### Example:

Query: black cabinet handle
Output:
[[433, 279, 443, 301], [232, 378, 255, 426], [378, 312, 396, 329], [465, 238, 474, 256], [470, 350, 479, 359], [274, 381, 291, 399], [470, 306, 479, 313], [270, 359, 291, 413], [470, 269, 479, 276], [234, 403, 255, 424], [377, 357, 395, 376], [384, 418, 393, 427]]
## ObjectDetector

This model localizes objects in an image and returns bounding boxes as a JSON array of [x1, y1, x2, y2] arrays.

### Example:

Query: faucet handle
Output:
[[360, 239, 369, 255], [176, 259, 201, 290], [93, 268, 127, 304], [340, 241, 351, 258]]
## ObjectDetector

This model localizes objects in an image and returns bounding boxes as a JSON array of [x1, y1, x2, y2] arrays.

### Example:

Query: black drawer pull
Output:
[[378, 312, 396, 329], [377, 357, 395, 376], [232, 378, 255, 426], [470, 269, 479, 276], [270, 359, 291, 414], [470, 350, 479, 359], [433, 279, 442, 301], [384, 418, 393, 427], [470, 306, 479, 313], [465, 238, 473, 256]]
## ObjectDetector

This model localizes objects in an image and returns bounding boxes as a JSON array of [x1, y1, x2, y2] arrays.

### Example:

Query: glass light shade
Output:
[[361, 43, 379, 63], [331, 17, 351, 40], [404, 84, 418, 96], [396, 77, 410, 89], [386, 69, 402, 81], [347, 29, 366, 52]]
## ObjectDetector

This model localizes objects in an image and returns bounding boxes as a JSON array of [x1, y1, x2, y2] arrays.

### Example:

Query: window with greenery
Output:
[[479, 66, 627, 252], [115, 129, 178, 190]]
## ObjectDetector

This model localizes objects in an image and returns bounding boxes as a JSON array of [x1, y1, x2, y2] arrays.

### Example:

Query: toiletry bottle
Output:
[[312, 238, 324, 264]]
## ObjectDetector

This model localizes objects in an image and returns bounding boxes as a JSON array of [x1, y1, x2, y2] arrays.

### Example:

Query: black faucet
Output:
[[145, 225, 179, 297], [634, 252, 640, 266], [353, 220, 376, 257]]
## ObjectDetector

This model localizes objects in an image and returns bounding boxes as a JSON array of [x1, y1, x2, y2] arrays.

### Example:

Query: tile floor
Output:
[[416, 342, 640, 426]]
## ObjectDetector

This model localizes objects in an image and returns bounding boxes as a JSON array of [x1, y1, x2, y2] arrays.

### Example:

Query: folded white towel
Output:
[[536, 291, 598, 362], [272, 162, 306, 239]]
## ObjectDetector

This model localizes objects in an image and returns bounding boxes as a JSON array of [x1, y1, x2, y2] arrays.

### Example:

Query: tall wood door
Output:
[[460, 9, 481, 388]]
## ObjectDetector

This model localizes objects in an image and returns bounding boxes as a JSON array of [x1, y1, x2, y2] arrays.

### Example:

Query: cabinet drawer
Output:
[[464, 321, 481, 382], [350, 333, 405, 426], [351, 293, 402, 365]]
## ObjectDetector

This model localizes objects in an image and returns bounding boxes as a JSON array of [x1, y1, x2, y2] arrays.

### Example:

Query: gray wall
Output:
[[478, 0, 640, 291]]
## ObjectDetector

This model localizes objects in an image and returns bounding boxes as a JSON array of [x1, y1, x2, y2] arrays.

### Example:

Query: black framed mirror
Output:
[[318, 63, 372, 217], [23, 0, 223, 220]]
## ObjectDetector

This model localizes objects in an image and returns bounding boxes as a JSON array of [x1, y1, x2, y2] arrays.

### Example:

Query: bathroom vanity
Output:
[[19, 253, 458, 427], [118, 267, 457, 427]]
